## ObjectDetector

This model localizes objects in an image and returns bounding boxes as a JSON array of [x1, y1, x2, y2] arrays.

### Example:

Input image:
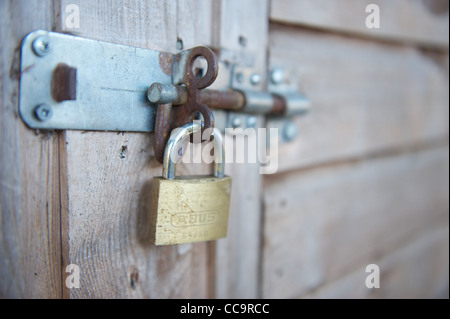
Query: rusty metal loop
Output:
[[172, 46, 218, 140], [153, 46, 219, 163], [153, 103, 172, 164], [183, 46, 219, 90]]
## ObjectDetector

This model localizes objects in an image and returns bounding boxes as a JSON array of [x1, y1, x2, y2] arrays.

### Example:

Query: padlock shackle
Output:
[[162, 122, 225, 180]]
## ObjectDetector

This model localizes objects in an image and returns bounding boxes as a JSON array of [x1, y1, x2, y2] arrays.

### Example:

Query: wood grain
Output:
[[214, 0, 269, 298], [0, 0, 62, 298], [262, 146, 449, 298], [176, 0, 215, 50], [3, 0, 447, 299], [57, 0, 270, 298], [62, 130, 213, 298], [59, 0, 178, 50], [57, 0, 217, 298], [270, 0, 449, 49], [269, 24, 449, 174], [303, 225, 449, 299]]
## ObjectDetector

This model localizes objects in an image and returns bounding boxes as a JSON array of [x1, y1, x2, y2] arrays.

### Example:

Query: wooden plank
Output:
[[214, 0, 269, 298], [269, 24, 449, 173], [59, 0, 177, 50], [262, 146, 449, 298], [62, 130, 210, 298], [175, 1, 217, 296], [0, 0, 62, 298], [57, 0, 216, 298], [303, 225, 449, 299], [270, 0, 449, 49], [176, 0, 215, 49]]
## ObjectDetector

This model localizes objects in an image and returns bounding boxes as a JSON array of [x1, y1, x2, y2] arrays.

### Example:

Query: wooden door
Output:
[[1, 0, 448, 298]]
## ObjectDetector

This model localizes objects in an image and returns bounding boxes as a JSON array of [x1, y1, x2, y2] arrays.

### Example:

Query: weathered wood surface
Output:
[[265, 7, 449, 298], [214, 0, 269, 298], [303, 225, 449, 299], [269, 24, 449, 174], [270, 0, 449, 49], [57, 0, 218, 299], [1, 0, 448, 299], [262, 146, 449, 298], [0, 0, 62, 298], [55, 0, 267, 298]]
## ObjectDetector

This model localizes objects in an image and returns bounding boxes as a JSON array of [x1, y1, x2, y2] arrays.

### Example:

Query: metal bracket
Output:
[[267, 66, 305, 144], [20, 30, 170, 132], [19, 30, 311, 138]]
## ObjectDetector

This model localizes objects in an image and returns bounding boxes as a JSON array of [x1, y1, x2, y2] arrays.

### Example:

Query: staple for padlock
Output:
[[162, 121, 224, 180]]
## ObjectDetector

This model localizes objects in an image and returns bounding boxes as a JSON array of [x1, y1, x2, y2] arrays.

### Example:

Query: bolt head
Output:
[[282, 121, 298, 142], [34, 104, 53, 121], [250, 73, 261, 86], [246, 116, 256, 128], [270, 68, 284, 85], [32, 36, 51, 57], [231, 117, 241, 128]]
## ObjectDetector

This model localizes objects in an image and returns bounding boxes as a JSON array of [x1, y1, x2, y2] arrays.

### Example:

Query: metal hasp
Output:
[[152, 46, 220, 163], [19, 30, 311, 135], [19, 30, 171, 132]]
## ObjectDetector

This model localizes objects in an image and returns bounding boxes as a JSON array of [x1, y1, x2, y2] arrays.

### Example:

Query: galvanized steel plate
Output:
[[19, 30, 172, 132]]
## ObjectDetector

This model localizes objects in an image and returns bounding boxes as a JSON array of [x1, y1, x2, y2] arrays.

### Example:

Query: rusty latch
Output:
[[148, 46, 310, 162], [19, 30, 310, 155]]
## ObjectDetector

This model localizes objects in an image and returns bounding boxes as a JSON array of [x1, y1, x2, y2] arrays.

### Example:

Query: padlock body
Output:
[[150, 175, 232, 245]]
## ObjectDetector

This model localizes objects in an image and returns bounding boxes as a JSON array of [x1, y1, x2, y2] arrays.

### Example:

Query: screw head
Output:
[[34, 104, 53, 121], [250, 73, 261, 86], [246, 116, 256, 128], [231, 116, 242, 128], [282, 121, 298, 142], [32, 36, 51, 57], [270, 68, 284, 85]]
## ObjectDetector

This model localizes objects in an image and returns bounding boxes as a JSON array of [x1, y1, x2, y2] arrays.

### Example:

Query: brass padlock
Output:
[[150, 122, 232, 245]]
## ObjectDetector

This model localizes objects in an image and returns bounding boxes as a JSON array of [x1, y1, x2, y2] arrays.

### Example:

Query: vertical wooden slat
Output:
[[55, 0, 219, 298], [175, 0, 218, 298], [0, 0, 62, 298], [214, 0, 270, 298], [176, 0, 214, 49], [173, 0, 271, 298]]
